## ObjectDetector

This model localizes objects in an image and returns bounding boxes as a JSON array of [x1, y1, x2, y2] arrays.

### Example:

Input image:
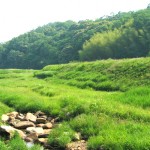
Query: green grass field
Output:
[[0, 58, 150, 149]]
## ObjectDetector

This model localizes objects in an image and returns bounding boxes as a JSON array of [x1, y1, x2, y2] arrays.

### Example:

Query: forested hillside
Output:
[[0, 6, 150, 69]]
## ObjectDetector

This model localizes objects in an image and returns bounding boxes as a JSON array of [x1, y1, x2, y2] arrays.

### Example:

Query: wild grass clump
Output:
[[32, 85, 55, 97], [69, 114, 104, 139], [48, 123, 75, 149], [59, 97, 86, 120], [119, 87, 150, 108]]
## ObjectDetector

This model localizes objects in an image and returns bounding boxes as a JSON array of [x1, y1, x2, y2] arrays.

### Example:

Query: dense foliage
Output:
[[0, 6, 150, 69]]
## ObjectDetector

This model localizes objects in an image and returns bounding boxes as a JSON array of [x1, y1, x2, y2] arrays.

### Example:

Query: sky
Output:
[[0, 0, 150, 43]]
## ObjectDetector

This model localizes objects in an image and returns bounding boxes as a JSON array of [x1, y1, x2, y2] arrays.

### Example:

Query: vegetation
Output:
[[0, 6, 150, 69], [35, 57, 150, 91], [0, 132, 42, 150], [0, 58, 150, 149]]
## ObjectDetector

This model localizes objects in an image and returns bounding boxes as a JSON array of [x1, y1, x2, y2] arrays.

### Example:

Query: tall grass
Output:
[[0, 58, 150, 149]]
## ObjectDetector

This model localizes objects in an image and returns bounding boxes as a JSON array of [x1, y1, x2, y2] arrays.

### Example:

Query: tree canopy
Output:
[[0, 7, 150, 69]]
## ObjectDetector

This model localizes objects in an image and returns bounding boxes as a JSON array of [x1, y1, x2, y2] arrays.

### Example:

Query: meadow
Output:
[[0, 57, 150, 150]]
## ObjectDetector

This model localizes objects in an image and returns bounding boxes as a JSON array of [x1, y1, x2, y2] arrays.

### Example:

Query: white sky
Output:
[[0, 0, 150, 43]]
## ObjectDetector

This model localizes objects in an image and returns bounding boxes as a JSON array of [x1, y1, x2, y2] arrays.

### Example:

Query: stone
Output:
[[38, 138, 48, 144], [15, 129, 26, 139], [16, 114, 25, 121], [9, 119, 20, 126], [36, 124, 45, 127], [34, 111, 45, 117], [26, 127, 44, 134], [25, 113, 37, 122], [43, 122, 53, 129], [0, 111, 56, 147], [24, 137, 33, 142], [26, 132, 38, 141], [0, 125, 14, 139], [66, 141, 87, 150], [38, 129, 51, 138], [36, 118, 46, 124], [7, 112, 18, 118], [1, 114, 9, 122], [51, 119, 55, 124], [0, 125, 26, 139], [14, 121, 35, 129]]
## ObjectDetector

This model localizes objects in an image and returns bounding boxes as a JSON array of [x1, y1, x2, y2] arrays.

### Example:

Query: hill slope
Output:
[[35, 57, 150, 91], [0, 7, 150, 69]]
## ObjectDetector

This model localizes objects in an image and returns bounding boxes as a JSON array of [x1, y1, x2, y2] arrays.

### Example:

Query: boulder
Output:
[[14, 121, 35, 129], [25, 113, 37, 122], [0, 125, 26, 139], [26, 127, 44, 134], [0, 125, 14, 139], [43, 122, 53, 129]]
